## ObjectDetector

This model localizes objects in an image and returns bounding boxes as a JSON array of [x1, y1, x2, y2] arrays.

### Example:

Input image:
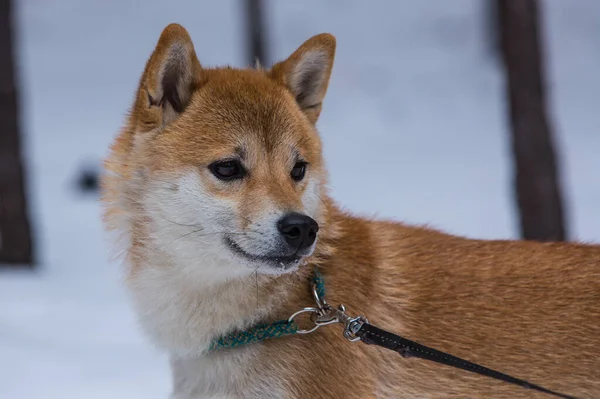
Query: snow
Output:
[[1, 1, 598, 398]]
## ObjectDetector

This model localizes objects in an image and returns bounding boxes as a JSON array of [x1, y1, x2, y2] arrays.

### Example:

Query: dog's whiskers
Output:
[[316, 192, 330, 211], [239, 215, 253, 224], [152, 178, 179, 190], [170, 230, 257, 245], [158, 215, 201, 228], [254, 267, 260, 309]]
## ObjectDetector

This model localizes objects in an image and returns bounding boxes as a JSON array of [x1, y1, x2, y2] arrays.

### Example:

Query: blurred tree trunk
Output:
[[0, 0, 34, 266], [244, 0, 269, 67], [497, 0, 567, 242]]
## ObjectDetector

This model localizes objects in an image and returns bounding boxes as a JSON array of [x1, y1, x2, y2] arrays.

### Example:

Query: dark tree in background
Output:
[[496, 0, 567, 242], [0, 0, 34, 266], [244, 0, 269, 67]]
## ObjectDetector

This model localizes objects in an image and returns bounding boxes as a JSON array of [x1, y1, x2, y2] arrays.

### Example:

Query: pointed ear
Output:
[[270, 33, 336, 124], [132, 24, 202, 132]]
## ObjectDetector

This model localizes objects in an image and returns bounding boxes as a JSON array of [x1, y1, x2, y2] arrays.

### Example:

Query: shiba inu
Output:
[[102, 23, 600, 398]]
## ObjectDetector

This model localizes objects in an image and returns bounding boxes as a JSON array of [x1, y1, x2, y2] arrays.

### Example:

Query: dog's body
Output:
[[102, 24, 600, 398]]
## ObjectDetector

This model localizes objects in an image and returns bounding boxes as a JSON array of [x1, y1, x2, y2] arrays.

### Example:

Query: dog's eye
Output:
[[209, 160, 245, 181], [291, 161, 307, 182]]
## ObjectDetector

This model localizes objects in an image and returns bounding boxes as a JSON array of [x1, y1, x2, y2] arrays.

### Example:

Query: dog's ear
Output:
[[131, 24, 203, 133], [270, 34, 336, 124]]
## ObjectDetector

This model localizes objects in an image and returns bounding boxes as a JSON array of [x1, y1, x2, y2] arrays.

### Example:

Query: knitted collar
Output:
[[209, 270, 325, 351]]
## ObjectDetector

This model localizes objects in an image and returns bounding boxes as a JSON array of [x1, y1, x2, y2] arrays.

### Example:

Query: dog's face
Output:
[[124, 25, 335, 280], [145, 72, 327, 277]]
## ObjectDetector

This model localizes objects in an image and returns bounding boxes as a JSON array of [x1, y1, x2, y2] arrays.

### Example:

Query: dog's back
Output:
[[333, 218, 600, 397]]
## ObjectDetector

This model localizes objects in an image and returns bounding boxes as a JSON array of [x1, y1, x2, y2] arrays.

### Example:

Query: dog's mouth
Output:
[[224, 236, 303, 270]]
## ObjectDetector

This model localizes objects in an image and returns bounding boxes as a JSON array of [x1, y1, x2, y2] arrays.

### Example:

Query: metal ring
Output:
[[288, 307, 321, 334], [311, 283, 324, 309]]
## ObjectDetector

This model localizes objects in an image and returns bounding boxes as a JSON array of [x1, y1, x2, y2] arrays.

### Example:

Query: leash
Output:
[[211, 272, 579, 399], [355, 324, 578, 399]]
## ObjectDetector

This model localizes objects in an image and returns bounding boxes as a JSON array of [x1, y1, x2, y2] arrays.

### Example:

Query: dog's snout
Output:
[[277, 213, 319, 251]]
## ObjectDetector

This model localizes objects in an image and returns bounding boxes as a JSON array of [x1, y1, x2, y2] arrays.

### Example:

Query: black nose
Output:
[[277, 213, 319, 251]]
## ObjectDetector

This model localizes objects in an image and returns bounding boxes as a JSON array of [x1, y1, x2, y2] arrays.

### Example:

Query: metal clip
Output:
[[316, 304, 367, 342], [287, 282, 367, 341]]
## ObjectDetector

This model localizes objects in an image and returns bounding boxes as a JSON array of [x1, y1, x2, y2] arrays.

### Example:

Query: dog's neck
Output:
[[123, 198, 339, 358], [126, 236, 326, 359]]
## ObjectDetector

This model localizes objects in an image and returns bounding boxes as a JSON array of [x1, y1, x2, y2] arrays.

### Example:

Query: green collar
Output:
[[209, 270, 326, 351]]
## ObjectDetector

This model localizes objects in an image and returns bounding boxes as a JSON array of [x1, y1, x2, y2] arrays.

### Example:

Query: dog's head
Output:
[[112, 24, 335, 281]]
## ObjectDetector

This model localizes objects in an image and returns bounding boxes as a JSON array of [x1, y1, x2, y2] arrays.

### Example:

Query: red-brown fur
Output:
[[102, 24, 600, 398]]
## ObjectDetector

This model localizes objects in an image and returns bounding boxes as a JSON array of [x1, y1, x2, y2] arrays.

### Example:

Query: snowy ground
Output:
[[1, 1, 598, 398]]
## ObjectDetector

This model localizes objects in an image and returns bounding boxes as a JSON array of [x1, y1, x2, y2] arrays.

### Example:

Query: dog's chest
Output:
[[170, 348, 286, 399]]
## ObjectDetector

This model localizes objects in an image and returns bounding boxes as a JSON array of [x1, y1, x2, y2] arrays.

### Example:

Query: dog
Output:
[[102, 23, 600, 398]]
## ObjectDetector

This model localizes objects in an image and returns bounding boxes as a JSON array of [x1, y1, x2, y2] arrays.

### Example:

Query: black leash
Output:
[[283, 274, 581, 398], [355, 322, 579, 399]]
